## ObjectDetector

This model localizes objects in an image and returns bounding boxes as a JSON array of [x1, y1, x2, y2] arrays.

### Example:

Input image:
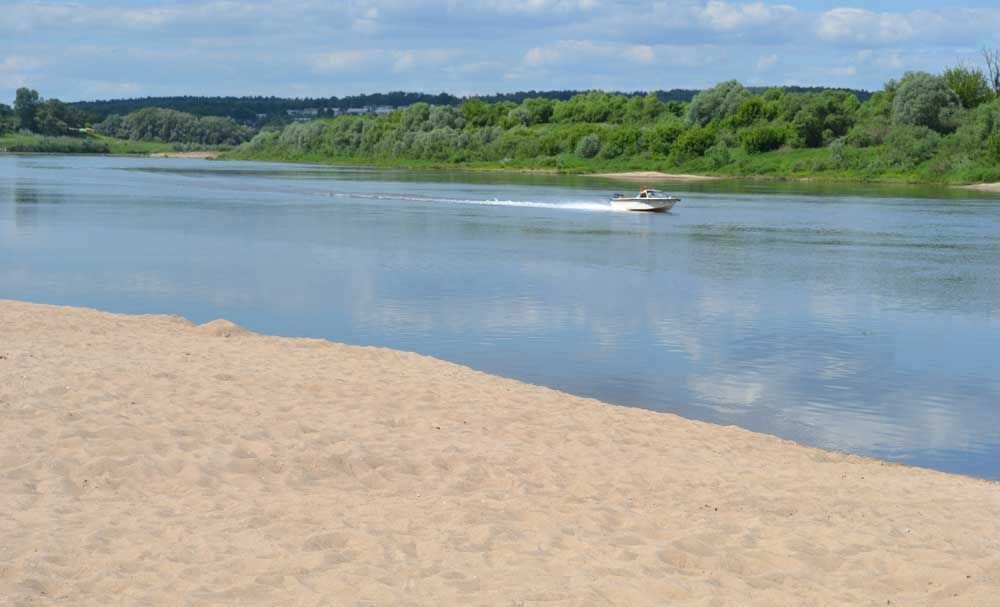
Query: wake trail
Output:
[[324, 191, 617, 213]]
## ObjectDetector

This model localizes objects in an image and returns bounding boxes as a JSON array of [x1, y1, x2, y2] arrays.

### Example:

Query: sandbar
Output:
[[959, 182, 1000, 192], [148, 151, 221, 159], [1, 300, 997, 605], [589, 170, 718, 181]]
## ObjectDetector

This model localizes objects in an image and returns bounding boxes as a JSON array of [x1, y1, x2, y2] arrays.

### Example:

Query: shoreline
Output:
[[6, 148, 994, 191], [147, 150, 222, 159], [218, 153, 1000, 190], [958, 182, 1000, 192], [588, 170, 719, 182], [2, 299, 997, 605]]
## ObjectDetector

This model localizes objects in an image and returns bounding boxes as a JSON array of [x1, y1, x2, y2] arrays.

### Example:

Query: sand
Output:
[[589, 171, 718, 182], [147, 151, 221, 159], [959, 182, 1000, 193], [1, 300, 997, 606]]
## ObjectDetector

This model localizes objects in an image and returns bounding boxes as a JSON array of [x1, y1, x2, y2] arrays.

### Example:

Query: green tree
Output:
[[459, 99, 494, 128], [95, 107, 252, 145], [988, 132, 1000, 163], [640, 92, 665, 122], [891, 72, 961, 133], [983, 48, 1000, 98], [730, 97, 765, 128], [942, 65, 994, 108], [14, 87, 41, 132], [400, 103, 431, 131], [686, 80, 750, 126], [0, 103, 14, 134], [674, 126, 716, 157], [646, 120, 684, 155], [740, 125, 788, 154], [34, 99, 85, 136], [788, 91, 859, 147], [884, 124, 941, 168], [552, 92, 627, 123], [600, 126, 641, 159], [574, 133, 600, 158], [521, 98, 554, 125]]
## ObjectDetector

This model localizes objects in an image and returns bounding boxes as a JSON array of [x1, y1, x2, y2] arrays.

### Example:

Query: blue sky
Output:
[[2, 1, 999, 102]]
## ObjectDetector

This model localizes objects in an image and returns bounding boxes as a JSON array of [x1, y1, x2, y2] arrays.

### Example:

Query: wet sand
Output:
[[589, 171, 718, 181], [148, 151, 221, 159], [960, 182, 1000, 192], [1, 300, 997, 606]]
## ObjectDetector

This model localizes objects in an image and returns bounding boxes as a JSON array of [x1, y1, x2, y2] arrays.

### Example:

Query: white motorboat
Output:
[[610, 188, 680, 212]]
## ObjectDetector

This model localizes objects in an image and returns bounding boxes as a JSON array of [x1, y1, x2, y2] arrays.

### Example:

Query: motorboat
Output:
[[610, 188, 680, 212]]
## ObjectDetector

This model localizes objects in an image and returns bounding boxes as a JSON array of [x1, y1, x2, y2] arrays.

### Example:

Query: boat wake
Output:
[[324, 191, 617, 212]]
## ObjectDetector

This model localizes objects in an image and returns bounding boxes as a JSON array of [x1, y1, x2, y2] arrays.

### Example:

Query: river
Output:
[[2, 154, 998, 478]]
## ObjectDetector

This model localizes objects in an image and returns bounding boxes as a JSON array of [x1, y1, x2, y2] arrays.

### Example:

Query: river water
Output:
[[2, 154, 998, 478]]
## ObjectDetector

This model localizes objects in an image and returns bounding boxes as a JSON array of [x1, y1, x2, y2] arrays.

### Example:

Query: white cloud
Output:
[[624, 45, 656, 64], [828, 65, 857, 77], [697, 1, 797, 32], [0, 55, 42, 89], [856, 49, 904, 70], [312, 50, 379, 72], [391, 49, 459, 72], [352, 7, 380, 33], [312, 48, 460, 74], [756, 53, 777, 70], [524, 40, 717, 68], [818, 8, 913, 44], [464, 0, 600, 14], [815, 7, 1000, 46]]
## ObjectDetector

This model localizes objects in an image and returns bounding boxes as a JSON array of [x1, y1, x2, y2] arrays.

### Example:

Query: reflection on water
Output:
[[2, 154, 999, 479]]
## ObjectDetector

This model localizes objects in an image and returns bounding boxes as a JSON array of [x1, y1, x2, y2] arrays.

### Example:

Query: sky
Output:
[[2, 1, 1000, 102]]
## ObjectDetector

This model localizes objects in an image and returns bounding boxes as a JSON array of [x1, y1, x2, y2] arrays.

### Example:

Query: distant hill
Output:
[[69, 87, 871, 125]]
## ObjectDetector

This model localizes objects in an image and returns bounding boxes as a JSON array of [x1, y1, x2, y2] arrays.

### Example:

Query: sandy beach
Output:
[[147, 151, 221, 159], [589, 171, 718, 182], [960, 182, 1000, 193], [1, 300, 997, 606]]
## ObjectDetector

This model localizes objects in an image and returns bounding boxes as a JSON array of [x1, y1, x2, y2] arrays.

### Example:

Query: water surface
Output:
[[2, 154, 998, 478]]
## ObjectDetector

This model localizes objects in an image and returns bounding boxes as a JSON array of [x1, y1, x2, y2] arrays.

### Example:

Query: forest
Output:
[[66, 90, 703, 125], [94, 108, 254, 146], [65, 87, 865, 125], [0, 88, 254, 152], [4, 60, 999, 184], [228, 61, 1000, 184]]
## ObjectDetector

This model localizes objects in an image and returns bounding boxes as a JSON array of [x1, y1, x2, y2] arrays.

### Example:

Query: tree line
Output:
[[0, 88, 90, 137], [229, 58, 1000, 183], [66, 87, 868, 126], [1, 87, 254, 147], [94, 108, 254, 146]]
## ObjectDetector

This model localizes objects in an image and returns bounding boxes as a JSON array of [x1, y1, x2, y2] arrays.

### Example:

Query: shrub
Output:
[[705, 142, 732, 169], [739, 125, 787, 154], [575, 133, 600, 158], [687, 80, 750, 126], [600, 127, 641, 159], [674, 126, 716, 157], [844, 124, 885, 148], [4, 135, 110, 154], [646, 121, 685, 155], [730, 98, 765, 128], [988, 132, 1000, 163], [884, 125, 941, 168], [892, 72, 961, 133], [942, 65, 994, 109]]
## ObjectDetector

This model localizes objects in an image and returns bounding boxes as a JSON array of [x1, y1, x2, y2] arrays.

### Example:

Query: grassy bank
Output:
[[224, 140, 1000, 185], [0, 133, 229, 156], [223, 70, 1000, 186]]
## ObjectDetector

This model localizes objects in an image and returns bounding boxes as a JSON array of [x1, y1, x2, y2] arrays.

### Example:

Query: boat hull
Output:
[[610, 198, 678, 212]]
